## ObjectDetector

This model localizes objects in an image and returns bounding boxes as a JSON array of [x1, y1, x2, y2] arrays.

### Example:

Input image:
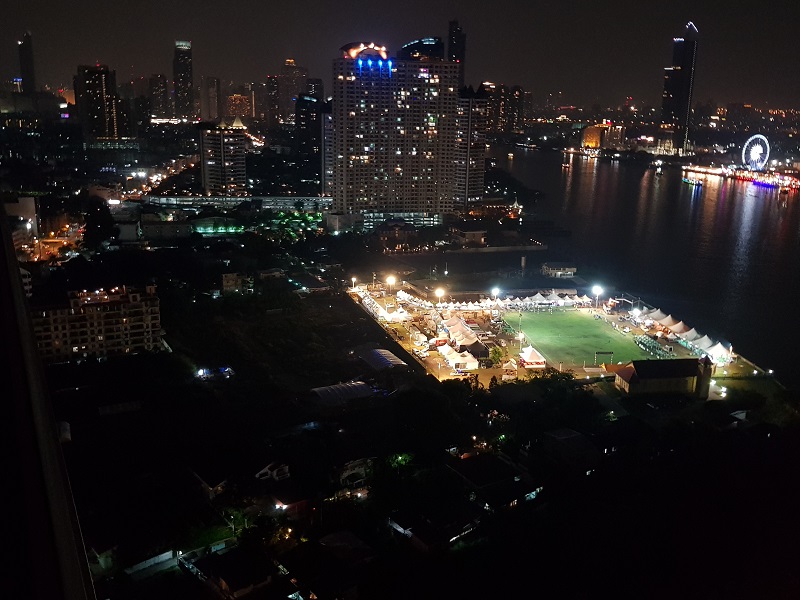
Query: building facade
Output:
[[454, 87, 488, 212], [332, 41, 459, 219], [660, 22, 698, 154], [173, 40, 194, 118], [73, 64, 129, 141], [31, 285, 162, 362], [200, 118, 248, 195]]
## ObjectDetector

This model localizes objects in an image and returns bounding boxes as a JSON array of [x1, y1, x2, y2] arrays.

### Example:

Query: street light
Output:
[[492, 287, 500, 301], [351, 277, 356, 291], [386, 275, 396, 295], [592, 285, 603, 309], [435, 288, 445, 303]]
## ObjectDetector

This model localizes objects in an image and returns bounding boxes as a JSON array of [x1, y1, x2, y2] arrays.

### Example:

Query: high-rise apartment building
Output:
[[73, 64, 129, 140], [455, 87, 488, 212], [279, 59, 308, 124], [199, 76, 222, 121], [30, 285, 162, 363], [200, 118, 248, 195], [148, 74, 169, 118], [332, 41, 459, 220], [295, 95, 326, 191], [17, 31, 36, 94], [660, 22, 698, 154], [173, 40, 194, 118], [448, 20, 466, 88]]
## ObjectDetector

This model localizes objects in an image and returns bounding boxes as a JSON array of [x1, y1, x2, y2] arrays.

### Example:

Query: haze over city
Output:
[[3, 0, 800, 107]]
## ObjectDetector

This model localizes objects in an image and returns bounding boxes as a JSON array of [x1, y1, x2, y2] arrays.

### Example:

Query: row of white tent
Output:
[[438, 344, 479, 371], [443, 316, 480, 347], [396, 289, 592, 310], [638, 307, 732, 363]]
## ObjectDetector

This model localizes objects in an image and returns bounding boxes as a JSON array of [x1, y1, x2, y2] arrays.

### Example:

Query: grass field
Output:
[[504, 308, 654, 370]]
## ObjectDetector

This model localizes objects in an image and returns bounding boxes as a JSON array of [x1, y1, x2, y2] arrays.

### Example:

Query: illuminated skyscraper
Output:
[[200, 118, 248, 195], [332, 41, 459, 221], [306, 78, 324, 100], [448, 20, 466, 88], [17, 31, 36, 94], [73, 64, 129, 140], [660, 22, 698, 154], [173, 40, 194, 118]]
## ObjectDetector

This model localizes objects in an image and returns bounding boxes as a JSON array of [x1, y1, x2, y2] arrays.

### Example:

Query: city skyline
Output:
[[3, 1, 800, 108]]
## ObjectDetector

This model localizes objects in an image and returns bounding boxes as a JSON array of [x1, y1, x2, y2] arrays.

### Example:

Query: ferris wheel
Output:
[[742, 134, 770, 170]]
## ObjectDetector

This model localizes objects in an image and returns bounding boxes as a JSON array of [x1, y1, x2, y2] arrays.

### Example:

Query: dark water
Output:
[[496, 146, 800, 386]]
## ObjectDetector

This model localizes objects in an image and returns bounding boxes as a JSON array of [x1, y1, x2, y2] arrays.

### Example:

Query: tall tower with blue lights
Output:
[[660, 22, 698, 154], [332, 41, 459, 224]]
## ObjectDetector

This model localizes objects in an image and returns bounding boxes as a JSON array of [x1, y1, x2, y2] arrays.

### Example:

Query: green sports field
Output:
[[504, 308, 655, 370]]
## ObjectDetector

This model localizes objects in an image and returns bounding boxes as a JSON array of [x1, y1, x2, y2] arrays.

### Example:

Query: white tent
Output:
[[693, 335, 715, 350], [639, 307, 655, 315], [531, 292, 547, 304], [501, 359, 517, 370], [707, 342, 732, 362], [571, 295, 583, 303], [437, 344, 455, 357], [648, 309, 667, 321], [580, 294, 593, 303], [679, 328, 702, 342], [452, 352, 479, 371], [669, 321, 690, 334], [546, 291, 562, 303], [657, 314, 678, 327]]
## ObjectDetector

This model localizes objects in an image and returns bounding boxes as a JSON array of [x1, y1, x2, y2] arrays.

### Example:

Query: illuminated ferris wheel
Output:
[[742, 134, 770, 171]]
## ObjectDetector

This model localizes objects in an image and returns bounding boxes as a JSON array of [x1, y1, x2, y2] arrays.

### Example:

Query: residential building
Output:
[[454, 86, 488, 212], [225, 93, 251, 118], [73, 64, 130, 141], [30, 285, 162, 362], [332, 40, 459, 221], [200, 117, 248, 195]]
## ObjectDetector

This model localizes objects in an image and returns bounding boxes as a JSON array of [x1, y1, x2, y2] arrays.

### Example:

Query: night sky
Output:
[[3, 0, 800, 108]]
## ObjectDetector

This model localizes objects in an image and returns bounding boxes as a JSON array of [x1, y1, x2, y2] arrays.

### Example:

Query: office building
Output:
[[454, 86, 488, 212], [18, 31, 36, 94], [448, 20, 466, 88], [148, 74, 169, 118], [30, 285, 162, 363], [255, 75, 280, 126], [279, 58, 308, 124], [332, 41, 459, 221], [200, 117, 248, 195], [660, 22, 698, 154], [173, 40, 194, 118], [73, 64, 129, 140]]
